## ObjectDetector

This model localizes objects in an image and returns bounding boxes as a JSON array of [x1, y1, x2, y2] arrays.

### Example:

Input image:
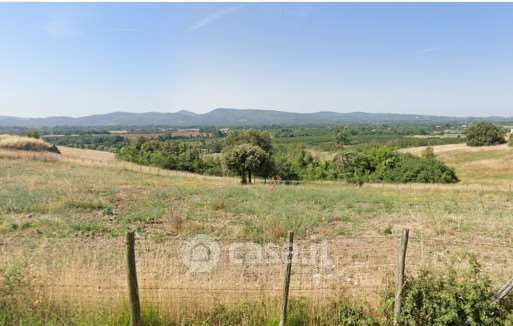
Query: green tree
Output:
[[332, 150, 372, 185], [223, 130, 273, 183], [421, 146, 436, 160], [335, 127, 350, 147], [465, 122, 506, 146], [225, 129, 272, 153], [25, 130, 40, 139], [224, 144, 268, 184]]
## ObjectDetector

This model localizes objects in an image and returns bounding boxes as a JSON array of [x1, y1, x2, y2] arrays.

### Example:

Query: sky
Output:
[[1, 3, 513, 118]]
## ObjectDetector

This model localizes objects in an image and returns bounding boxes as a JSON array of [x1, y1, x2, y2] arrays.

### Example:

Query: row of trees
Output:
[[116, 130, 459, 185], [116, 138, 223, 176], [45, 134, 127, 152], [222, 130, 458, 184], [267, 145, 458, 185]]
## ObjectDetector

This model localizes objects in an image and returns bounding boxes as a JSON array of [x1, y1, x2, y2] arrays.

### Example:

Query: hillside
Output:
[[2, 144, 513, 323], [2, 108, 512, 128], [0, 134, 60, 153]]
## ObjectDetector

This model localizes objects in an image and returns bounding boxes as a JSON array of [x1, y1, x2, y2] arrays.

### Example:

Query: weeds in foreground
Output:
[[2, 255, 513, 325]]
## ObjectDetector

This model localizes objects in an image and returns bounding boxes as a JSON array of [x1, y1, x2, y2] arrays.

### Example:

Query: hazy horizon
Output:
[[3, 107, 513, 120], [2, 3, 513, 118]]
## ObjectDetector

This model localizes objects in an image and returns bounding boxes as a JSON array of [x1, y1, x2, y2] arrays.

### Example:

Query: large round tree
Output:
[[224, 144, 268, 184], [465, 122, 506, 147], [223, 129, 274, 184]]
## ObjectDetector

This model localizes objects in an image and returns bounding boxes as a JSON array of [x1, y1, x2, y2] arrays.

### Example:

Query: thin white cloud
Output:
[[189, 5, 243, 32], [416, 47, 439, 56], [43, 19, 82, 39]]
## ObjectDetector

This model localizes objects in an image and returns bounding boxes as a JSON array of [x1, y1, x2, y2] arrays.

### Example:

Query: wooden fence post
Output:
[[280, 231, 294, 326], [126, 231, 141, 326], [393, 229, 409, 326]]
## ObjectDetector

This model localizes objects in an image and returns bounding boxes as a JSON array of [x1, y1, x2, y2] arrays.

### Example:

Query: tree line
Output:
[[116, 138, 223, 176], [116, 129, 459, 185]]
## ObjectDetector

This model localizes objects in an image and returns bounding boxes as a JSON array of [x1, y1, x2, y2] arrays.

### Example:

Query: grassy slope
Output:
[[1, 144, 513, 323], [1, 144, 513, 243], [0, 134, 59, 153], [402, 143, 513, 185]]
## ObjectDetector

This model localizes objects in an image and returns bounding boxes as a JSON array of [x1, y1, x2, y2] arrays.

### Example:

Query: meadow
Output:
[[2, 141, 513, 324], [3, 143, 513, 241]]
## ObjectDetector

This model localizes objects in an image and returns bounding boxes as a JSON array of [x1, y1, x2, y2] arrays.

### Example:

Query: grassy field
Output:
[[0, 134, 60, 153], [2, 144, 513, 241], [2, 143, 513, 324], [401, 143, 513, 185]]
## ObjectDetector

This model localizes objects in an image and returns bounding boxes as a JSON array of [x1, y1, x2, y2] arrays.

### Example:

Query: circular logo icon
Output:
[[180, 234, 220, 272]]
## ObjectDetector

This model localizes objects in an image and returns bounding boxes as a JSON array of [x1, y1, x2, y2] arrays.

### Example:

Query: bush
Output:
[[332, 147, 458, 184], [272, 155, 301, 182], [387, 255, 513, 325], [25, 130, 40, 139], [332, 150, 372, 185], [465, 122, 506, 146], [378, 152, 458, 184]]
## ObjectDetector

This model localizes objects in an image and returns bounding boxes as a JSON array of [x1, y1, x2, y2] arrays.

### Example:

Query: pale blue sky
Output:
[[1, 3, 513, 118]]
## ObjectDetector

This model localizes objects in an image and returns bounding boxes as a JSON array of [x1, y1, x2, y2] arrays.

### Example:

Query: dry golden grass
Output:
[[401, 143, 513, 185], [0, 134, 60, 153], [2, 143, 513, 316], [3, 233, 513, 314], [0, 149, 60, 162], [400, 143, 510, 156], [57, 145, 237, 182]]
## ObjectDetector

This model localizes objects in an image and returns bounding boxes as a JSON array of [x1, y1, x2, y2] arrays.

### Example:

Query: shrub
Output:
[[386, 255, 513, 325], [272, 155, 301, 181], [332, 150, 372, 185], [465, 122, 506, 146], [332, 147, 458, 184], [380, 152, 458, 184], [25, 130, 40, 139]]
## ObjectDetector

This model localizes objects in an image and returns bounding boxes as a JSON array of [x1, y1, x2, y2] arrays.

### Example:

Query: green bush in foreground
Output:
[[386, 256, 513, 325]]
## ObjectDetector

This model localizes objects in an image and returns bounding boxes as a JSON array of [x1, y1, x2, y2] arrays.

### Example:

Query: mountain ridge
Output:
[[0, 108, 511, 128]]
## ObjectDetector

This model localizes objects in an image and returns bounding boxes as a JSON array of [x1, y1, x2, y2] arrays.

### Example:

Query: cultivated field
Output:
[[1, 143, 513, 323]]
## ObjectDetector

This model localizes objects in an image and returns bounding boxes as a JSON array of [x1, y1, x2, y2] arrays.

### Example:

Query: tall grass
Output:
[[3, 255, 513, 325], [0, 135, 60, 153]]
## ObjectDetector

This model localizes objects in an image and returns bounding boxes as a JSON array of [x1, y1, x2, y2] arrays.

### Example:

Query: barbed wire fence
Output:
[[1, 229, 513, 324]]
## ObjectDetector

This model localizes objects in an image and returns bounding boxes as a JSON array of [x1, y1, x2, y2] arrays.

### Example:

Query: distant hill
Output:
[[0, 108, 511, 128]]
